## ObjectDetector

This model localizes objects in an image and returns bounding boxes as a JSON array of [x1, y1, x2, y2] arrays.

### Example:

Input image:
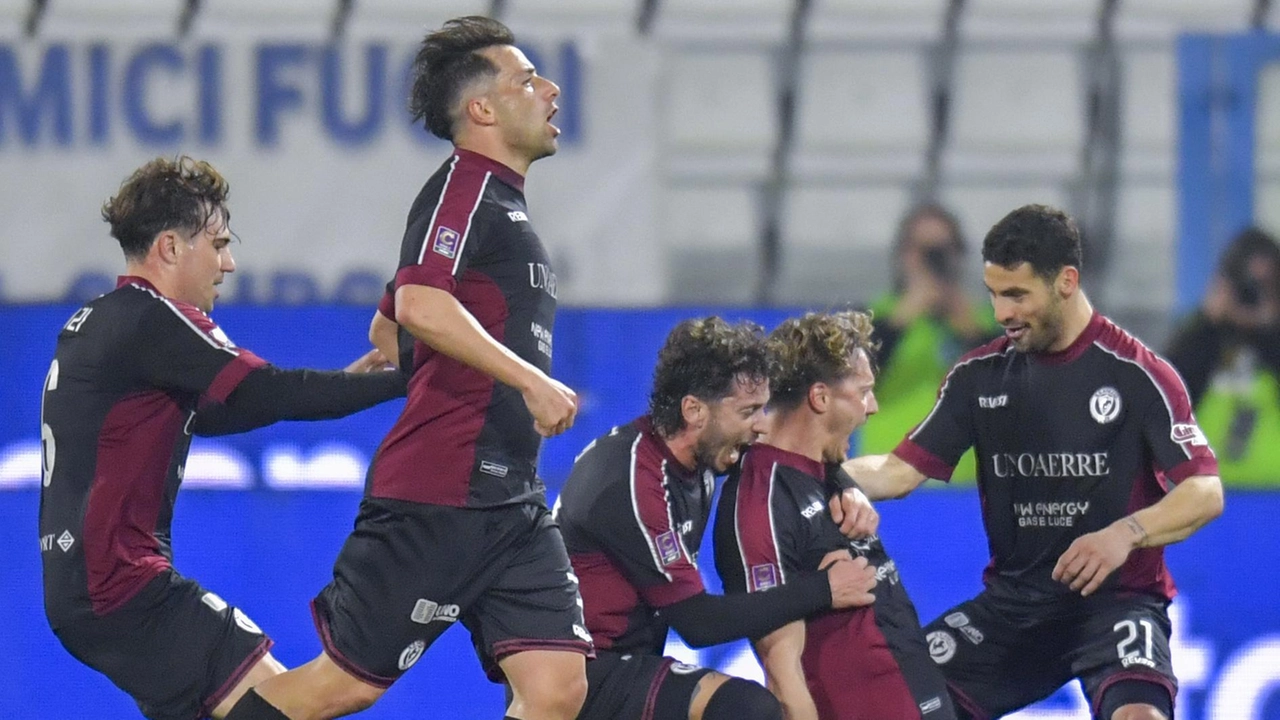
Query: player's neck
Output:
[[123, 261, 176, 300], [1045, 292, 1095, 353], [662, 430, 699, 471], [762, 410, 825, 464], [453, 135, 532, 177]]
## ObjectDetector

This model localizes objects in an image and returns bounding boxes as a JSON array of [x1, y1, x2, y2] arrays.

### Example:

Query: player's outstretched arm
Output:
[[395, 284, 577, 436], [1053, 474, 1224, 596], [755, 621, 819, 720], [192, 365, 407, 436], [841, 453, 927, 501], [368, 309, 400, 370], [661, 559, 876, 648]]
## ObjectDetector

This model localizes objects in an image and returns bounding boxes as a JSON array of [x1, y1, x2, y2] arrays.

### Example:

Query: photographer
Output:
[[1166, 227, 1280, 485], [861, 204, 999, 479]]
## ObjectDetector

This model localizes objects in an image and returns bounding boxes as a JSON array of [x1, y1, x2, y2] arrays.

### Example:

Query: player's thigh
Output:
[[467, 505, 592, 670], [578, 652, 713, 720], [53, 571, 272, 720], [209, 652, 286, 718], [923, 596, 1072, 718], [1072, 597, 1177, 719], [310, 499, 503, 688]]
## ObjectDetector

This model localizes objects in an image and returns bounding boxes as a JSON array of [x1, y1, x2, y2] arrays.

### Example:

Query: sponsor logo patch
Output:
[[233, 608, 263, 635], [655, 530, 681, 566], [920, 697, 944, 714], [960, 625, 984, 645], [944, 612, 970, 628], [573, 624, 594, 644], [479, 460, 509, 478], [978, 394, 1008, 409], [201, 592, 228, 613], [431, 226, 461, 259], [927, 630, 957, 664], [508, 210, 529, 222], [1171, 423, 1208, 447], [669, 661, 701, 675], [411, 599, 460, 625], [801, 500, 824, 519], [398, 640, 426, 670], [57, 530, 75, 552], [750, 563, 778, 591], [1090, 386, 1122, 424]]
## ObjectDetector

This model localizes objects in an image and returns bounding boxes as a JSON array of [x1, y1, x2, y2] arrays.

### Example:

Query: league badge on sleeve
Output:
[[656, 531, 681, 566], [1171, 423, 1209, 448], [432, 226, 461, 259], [750, 563, 779, 591]]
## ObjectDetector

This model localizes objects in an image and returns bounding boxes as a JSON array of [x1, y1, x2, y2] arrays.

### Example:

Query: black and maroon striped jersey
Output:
[[39, 277, 266, 625], [715, 444, 948, 719], [373, 149, 557, 508], [896, 312, 1219, 600], [555, 417, 715, 654]]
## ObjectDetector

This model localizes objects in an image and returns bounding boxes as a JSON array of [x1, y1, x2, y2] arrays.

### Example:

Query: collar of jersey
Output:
[[745, 443, 826, 480], [116, 275, 160, 293], [453, 147, 525, 193], [1033, 311, 1105, 366]]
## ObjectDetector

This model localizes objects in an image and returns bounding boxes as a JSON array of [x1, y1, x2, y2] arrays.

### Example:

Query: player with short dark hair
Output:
[[843, 204, 1225, 720], [557, 317, 880, 720], [39, 156, 405, 720], [715, 311, 957, 720], [233, 16, 587, 720]]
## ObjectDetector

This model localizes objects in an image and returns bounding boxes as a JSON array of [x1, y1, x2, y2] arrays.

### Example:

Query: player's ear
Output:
[[152, 230, 181, 266], [681, 395, 706, 429], [1057, 266, 1079, 298], [807, 383, 828, 414]]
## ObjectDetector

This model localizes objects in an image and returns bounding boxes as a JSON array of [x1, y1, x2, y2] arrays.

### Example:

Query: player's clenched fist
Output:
[[821, 550, 877, 609], [523, 374, 579, 437]]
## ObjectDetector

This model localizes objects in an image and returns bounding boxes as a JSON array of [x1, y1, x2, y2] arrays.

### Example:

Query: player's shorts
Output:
[[51, 570, 272, 720], [577, 650, 713, 720], [922, 590, 1177, 720], [312, 497, 592, 688]]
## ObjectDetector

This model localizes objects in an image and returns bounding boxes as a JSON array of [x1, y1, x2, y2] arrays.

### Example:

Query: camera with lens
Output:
[[921, 246, 958, 283]]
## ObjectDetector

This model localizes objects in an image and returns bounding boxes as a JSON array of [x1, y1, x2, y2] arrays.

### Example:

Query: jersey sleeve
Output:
[[394, 160, 492, 296], [1136, 354, 1219, 484], [608, 455, 707, 608], [134, 300, 266, 403], [893, 358, 977, 481], [723, 468, 808, 595]]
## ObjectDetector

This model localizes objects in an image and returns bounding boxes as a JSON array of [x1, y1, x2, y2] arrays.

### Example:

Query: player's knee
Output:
[[1109, 705, 1168, 720], [513, 672, 587, 720], [701, 678, 783, 720]]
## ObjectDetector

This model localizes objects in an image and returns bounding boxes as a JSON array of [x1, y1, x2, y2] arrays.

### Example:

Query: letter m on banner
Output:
[[0, 44, 72, 146]]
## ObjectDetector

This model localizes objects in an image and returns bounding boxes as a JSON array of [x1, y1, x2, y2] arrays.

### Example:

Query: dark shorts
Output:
[[578, 650, 713, 720], [923, 591, 1178, 720], [51, 570, 272, 720], [312, 498, 592, 688]]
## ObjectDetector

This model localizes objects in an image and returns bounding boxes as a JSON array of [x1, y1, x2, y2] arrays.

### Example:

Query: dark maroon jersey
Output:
[[715, 444, 950, 720], [555, 417, 714, 654], [896, 312, 1219, 600], [372, 149, 557, 508], [39, 277, 265, 625]]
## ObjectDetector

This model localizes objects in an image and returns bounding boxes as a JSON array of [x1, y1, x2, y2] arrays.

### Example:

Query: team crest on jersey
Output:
[[927, 630, 957, 664], [750, 563, 778, 591], [432, 226, 461, 259], [656, 531, 681, 566], [1089, 387, 1122, 424]]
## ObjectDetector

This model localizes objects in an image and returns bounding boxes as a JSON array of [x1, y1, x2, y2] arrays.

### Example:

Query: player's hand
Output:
[[523, 374, 578, 437], [1051, 523, 1137, 597], [828, 487, 879, 539], [344, 348, 394, 373], [820, 550, 876, 609]]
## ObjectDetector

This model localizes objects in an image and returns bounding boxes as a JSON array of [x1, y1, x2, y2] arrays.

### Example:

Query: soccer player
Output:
[[232, 17, 586, 720], [841, 204, 1224, 720], [556, 317, 880, 720], [39, 156, 407, 720], [714, 311, 957, 720]]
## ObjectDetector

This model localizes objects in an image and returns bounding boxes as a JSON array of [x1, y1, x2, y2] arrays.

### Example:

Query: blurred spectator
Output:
[[1165, 227, 1280, 486], [861, 204, 999, 480]]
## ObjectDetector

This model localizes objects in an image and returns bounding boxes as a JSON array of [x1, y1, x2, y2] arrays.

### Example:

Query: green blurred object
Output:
[[1194, 370, 1280, 487], [860, 293, 999, 485]]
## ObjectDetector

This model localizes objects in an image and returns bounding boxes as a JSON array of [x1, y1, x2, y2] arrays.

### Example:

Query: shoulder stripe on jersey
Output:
[[1092, 340, 1200, 461], [414, 156, 491, 276], [629, 433, 672, 581], [453, 172, 491, 276], [127, 283, 237, 356], [417, 155, 458, 265], [909, 347, 1009, 441], [734, 462, 786, 589]]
